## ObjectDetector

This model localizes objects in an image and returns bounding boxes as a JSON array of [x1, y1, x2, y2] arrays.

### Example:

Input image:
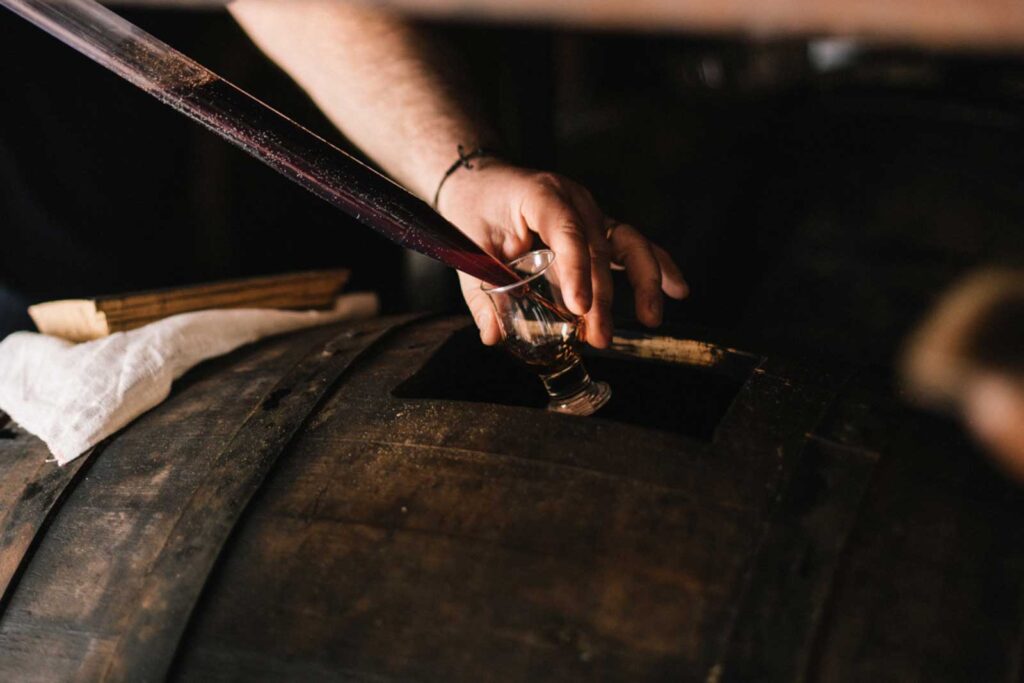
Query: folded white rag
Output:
[[0, 292, 378, 465]]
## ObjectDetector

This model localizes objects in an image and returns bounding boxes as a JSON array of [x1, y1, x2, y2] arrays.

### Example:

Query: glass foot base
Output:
[[547, 381, 612, 416]]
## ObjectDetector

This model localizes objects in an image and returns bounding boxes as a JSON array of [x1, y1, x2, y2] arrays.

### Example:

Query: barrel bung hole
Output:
[[394, 327, 756, 440]]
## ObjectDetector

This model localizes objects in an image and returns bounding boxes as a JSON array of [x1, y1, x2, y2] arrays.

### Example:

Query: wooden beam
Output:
[[106, 0, 1024, 51]]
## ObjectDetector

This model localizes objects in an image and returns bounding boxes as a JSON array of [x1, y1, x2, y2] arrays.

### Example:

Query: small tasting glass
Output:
[[482, 249, 611, 416]]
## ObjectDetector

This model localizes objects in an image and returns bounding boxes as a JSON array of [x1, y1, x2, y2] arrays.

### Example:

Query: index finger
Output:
[[519, 184, 592, 316]]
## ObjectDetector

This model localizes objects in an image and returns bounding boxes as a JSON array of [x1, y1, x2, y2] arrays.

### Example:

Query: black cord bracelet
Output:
[[432, 145, 501, 210]]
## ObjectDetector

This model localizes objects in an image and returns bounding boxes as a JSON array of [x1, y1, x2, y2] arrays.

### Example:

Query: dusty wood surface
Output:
[[104, 315, 415, 682], [106, 0, 1024, 50], [170, 317, 845, 680], [0, 322, 347, 681], [0, 415, 57, 604], [0, 440, 96, 611], [0, 414, 101, 609], [808, 373, 1024, 682], [2, 316, 1023, 681], [715, 370, 878, 682]]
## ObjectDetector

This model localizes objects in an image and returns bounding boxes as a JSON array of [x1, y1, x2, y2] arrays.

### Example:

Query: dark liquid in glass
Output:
[[506, 335, 581, 376], [506, 333, 595, 400]]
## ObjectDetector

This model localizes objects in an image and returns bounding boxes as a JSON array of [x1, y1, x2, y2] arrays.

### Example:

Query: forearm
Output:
[[228, 0, 494, 201], [230, 0, 688, 348]]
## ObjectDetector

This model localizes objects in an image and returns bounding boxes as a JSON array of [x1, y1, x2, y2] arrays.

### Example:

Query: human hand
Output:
[[963, 376, 1024, 480], [437, 161, 688, 348], [903, 269, 1024, 481]]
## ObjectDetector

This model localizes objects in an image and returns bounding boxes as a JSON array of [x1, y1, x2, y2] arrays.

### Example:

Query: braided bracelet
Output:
[[432, 145, 501, 210]]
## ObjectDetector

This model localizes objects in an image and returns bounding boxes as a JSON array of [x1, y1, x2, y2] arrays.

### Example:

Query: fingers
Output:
[[458, 271, 502, 345], [653, 244, 689, 300], [567, 187, 614, 348], [964, 375, 1024, 481], [515, 172, 687, 346], [610, 223, 664, 327], [518, 179, 592, 316]]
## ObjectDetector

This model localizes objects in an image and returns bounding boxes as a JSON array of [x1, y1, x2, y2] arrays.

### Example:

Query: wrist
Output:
[[436, 156, 518, 228]]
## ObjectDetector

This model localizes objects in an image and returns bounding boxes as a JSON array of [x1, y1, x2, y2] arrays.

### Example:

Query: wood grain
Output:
[[1, 316, 1022, 682], [0, 419, 100, 611], [171, 317, 846, 681], [0, 322, 348, 681], [103, 316, 417, 682]]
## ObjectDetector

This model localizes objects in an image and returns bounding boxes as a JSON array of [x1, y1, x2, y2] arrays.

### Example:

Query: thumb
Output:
[[458, 271, 503, 345]]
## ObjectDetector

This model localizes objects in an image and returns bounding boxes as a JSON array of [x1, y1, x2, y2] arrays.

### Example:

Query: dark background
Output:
[[2, 7, 1023, 370]]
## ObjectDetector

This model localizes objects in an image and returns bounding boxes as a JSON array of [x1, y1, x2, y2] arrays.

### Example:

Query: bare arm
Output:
[[229, 1, 489, 200], [229, 0, 687, 347]]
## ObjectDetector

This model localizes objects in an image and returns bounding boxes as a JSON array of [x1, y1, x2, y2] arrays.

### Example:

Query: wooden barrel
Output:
[[1, 314, 1023, 682]]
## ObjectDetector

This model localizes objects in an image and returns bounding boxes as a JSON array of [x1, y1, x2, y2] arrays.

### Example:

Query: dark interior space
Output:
[[3, 5, 1024, 679], [393, 324, 758, 440], [3, 8, 1024, 374]]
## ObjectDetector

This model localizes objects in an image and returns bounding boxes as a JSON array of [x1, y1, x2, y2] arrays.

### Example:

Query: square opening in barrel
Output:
[[393, 326, 759, 441]]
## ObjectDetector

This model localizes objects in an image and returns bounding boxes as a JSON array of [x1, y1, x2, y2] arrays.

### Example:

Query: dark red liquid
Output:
[[161, 77, 522, 288], [505, 336, 582, 376]]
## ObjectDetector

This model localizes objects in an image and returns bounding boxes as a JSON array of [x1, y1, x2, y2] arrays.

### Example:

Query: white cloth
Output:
[[0, 293, 378, 465]]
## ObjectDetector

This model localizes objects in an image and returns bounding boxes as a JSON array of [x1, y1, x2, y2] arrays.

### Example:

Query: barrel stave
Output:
[[3, 317, 1019, 682], [170, 317, 845, 681], [808, 374, 1024, 682], [0, 323, 347, 681]]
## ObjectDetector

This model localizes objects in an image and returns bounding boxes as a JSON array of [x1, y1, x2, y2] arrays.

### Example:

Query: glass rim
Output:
[[480, 249, 555, 295]]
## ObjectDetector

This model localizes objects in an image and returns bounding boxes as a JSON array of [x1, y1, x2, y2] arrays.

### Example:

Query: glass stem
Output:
[[540, 359, 592, 400]]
